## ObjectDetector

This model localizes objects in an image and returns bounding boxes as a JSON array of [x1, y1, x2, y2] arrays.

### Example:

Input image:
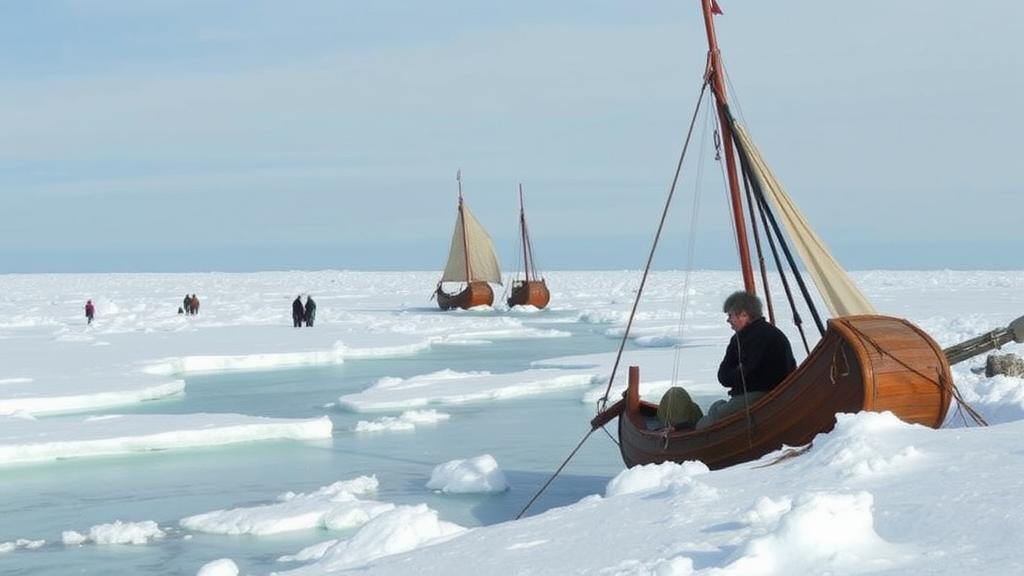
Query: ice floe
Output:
[[181, 476, 392, 536], [426, 454, 508, 494], [0, 413, 332, 465]]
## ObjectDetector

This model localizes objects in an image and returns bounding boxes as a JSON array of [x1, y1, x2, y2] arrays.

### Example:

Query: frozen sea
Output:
[[1, 270, 1022, 575]]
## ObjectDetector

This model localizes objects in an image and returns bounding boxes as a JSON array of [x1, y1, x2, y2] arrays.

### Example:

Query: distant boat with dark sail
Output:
[[434, 170, 502, 310], [506, 184, 550, 309]]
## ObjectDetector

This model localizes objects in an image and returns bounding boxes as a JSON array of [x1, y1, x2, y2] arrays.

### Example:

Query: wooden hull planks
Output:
[[507, 280, 550, 309], [435, 281, 494, 310]]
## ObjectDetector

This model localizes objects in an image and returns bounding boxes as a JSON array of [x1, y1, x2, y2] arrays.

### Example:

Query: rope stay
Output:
[[517, 81, 710, 522], [596, 80, 711, 412]]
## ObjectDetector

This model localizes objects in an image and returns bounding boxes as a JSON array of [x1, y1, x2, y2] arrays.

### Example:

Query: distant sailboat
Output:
[[434, 170, 502, 310], [506, 184, 550, 309]]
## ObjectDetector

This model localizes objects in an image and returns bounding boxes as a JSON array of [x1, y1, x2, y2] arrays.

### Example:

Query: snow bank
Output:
[[0, 413, 332, 465], [196, 558, 239, 576], [337, 368, 595, 412], [276, 504, 466, 574], [802, 411, 924, 480], [62, 520, 165, 546], [714, 492, 902, 575], [354, 409, 451, 432], [605, 461, 710, 497], [949, 370, 1024, 425], [181, 476, 392, 536], [426, 454, 508, 494]]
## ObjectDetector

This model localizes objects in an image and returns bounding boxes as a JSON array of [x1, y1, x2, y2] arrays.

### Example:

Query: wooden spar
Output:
[[944, 314, 1024, 365], [457, 170, 472, 284], [700, 0, 756, 295], [519, 184, 530, 284]]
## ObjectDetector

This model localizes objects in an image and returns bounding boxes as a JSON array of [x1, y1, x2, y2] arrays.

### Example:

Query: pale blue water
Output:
[[0, 320, 634, 575]]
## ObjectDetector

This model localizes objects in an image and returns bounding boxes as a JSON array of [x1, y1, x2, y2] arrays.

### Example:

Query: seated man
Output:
[[696, 291, 796, 430]]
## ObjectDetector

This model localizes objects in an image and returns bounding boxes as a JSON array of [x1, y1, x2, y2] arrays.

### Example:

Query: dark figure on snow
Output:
[[696, 291, 796, 430], [183, 294, 192, 316], [292, 295, 305, 328], [190, 294, 200, 315], [304, 296, 317, 327], [85, 300, 95, 325]]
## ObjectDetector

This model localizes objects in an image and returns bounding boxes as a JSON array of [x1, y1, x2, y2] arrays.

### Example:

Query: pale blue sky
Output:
[[1, 1, 1020, 272]]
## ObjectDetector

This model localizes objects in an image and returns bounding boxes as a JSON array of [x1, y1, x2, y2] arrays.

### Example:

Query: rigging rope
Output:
[[517, 82, 711, 522], [596, 81, 710, 411], [670, 99, 713, 388], [742, 170, 775, 325], [722, 105, 826, 336], [750, 178, 812, 355]]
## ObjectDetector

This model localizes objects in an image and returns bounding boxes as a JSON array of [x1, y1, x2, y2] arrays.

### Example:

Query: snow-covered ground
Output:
[[0, 270, 1021, 575]]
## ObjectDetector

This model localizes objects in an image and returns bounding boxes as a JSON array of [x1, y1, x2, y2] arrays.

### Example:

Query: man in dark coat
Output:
[[292, 295, 305, 328], [85, 300, 95, 325], [696, 291, 796, 429], [304, 295, 317, 327]]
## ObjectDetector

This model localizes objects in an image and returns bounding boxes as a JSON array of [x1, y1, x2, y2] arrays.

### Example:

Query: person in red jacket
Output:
[[85, 300, 95, 325]]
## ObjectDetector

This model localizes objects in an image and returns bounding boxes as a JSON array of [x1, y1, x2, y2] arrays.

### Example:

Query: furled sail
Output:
[[732, 124, 876, 317], [441, 203, 503, 284]]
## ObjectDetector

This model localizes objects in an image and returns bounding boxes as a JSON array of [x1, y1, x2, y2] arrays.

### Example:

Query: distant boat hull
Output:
[[507, 280, 550, 309], [616, 315, 952, 470], [436, 282, 494, 310]]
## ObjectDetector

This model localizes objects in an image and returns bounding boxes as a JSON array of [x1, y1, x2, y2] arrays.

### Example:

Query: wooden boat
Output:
[[507, 184, 550, 309], [591, 0, 960, 470], [434, 170, 503, 310]]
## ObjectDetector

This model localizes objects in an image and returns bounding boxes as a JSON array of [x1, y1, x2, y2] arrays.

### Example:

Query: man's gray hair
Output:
[[722, 291, 763, 319]]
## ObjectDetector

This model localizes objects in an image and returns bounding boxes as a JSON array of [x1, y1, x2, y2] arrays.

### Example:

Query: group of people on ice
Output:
[[180, 294, 200, 315], [292, 295, 317, 327]]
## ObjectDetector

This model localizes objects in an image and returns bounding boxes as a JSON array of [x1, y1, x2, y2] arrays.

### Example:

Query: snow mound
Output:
[[276, 504, 466, 574], [742, 496, 793, 528], [426, 454, 508, 494], [181, 476, 393, 536], [716, 492, 901, 575], [62, 520, 165, 546], [606, 461, 710, 497], [952, 372, 1024, 425], [803, 411, 924, 480], [354, 409, 451, 432], [197, 558, 238, 576]]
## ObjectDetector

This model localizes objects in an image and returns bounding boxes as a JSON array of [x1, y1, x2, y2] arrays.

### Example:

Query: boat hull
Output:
[[618, 315, 953, 470], [507, 280, 550, 309], [436, 282, 494, 310]]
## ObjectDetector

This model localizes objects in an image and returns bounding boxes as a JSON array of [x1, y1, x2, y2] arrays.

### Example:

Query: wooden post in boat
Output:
[[519, 184, 530, 285], [457, 169, 472, 285], [700, 0, 756, 295]]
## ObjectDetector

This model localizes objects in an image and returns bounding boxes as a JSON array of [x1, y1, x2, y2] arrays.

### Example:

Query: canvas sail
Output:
[[732, 124, 876, 317], [441, 203, 503, 285]]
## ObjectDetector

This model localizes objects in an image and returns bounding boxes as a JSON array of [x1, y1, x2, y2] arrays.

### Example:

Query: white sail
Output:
[[732, 124, 876, 318], [441, 202, 503, 285]]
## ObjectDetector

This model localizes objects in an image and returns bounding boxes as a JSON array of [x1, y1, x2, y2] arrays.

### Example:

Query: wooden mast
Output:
[[457, 169, 472, 284], [699, 0, 756, 295], [518, 183, 530, 284]]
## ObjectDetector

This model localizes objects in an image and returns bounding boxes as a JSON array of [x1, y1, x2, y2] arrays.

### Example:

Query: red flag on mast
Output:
[[711, 0, 723, 15]]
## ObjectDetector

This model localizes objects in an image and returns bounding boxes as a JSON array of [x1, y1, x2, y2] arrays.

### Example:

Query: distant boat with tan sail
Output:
[[434, 170, 502, 310], [506, 184, 550, 309]]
